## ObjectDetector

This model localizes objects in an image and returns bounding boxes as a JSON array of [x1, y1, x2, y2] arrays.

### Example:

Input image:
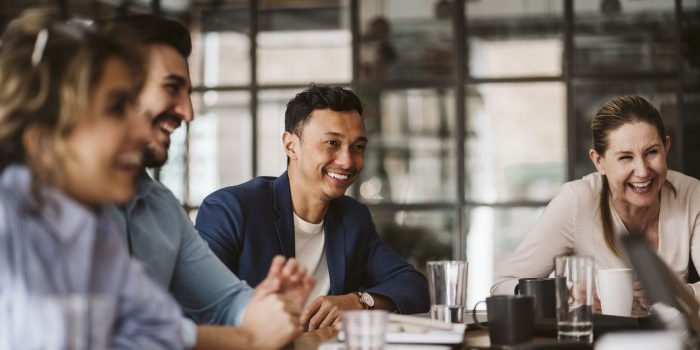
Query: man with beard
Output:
[[105, 15, 314, 349], [196, 85, 429, 331]]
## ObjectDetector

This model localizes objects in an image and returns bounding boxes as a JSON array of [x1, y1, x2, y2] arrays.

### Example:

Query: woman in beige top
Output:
[[491, 96, 700, 306]]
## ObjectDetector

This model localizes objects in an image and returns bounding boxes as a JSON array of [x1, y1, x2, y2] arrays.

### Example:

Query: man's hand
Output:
[[257, 255, 315, 307], [300, 294, 363, 331], [240, 292, 303, 350], [239, 256, 315, 350]]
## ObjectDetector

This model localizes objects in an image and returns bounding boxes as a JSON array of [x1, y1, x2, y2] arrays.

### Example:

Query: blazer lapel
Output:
[[272, 172, 295, 258], [324, 204, 346, 294]]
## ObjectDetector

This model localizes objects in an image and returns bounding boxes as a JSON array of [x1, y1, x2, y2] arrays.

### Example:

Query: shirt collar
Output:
[[1, 164, 101, 243]]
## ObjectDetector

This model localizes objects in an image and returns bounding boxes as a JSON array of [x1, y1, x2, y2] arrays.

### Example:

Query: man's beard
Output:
[[142, 142, 168, 168]]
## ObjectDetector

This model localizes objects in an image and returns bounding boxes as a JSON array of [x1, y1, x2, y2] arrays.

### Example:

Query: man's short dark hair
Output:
[[285, 84, 364, 136], [107, 14, 191, 59]]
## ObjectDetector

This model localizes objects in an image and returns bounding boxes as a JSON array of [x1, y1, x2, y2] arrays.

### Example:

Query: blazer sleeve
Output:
[[195, 191, 245, 275], [359, 206, 431, 314]]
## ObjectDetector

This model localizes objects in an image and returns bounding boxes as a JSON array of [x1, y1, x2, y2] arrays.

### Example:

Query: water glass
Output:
[[554, 255, 594, 343], [343, 310, 388, 350], [427, 261, 468, 323]]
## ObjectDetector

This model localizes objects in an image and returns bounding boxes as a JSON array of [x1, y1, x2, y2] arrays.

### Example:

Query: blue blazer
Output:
[[195, 172, 429, 314]]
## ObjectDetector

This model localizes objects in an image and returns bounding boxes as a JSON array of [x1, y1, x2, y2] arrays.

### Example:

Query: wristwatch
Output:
[[357, 291, 375, 309]]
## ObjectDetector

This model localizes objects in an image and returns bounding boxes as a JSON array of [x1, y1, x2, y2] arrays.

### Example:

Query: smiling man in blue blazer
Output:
[[195, 85, 429, 330]]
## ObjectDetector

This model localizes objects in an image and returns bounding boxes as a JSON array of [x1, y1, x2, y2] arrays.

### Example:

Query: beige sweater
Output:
[[491, 170, 700, 298]]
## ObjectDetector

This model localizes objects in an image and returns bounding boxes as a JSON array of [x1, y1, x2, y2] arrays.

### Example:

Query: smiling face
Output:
[[138, 43, 193, 167], [590, 121, 670, 210], [284, 108, 367, 203], [60, 58, 149, 208]]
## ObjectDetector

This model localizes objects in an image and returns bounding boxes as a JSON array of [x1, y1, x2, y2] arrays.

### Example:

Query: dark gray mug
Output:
[[473, 295, 534, 346], [515, 277, 556, 320]]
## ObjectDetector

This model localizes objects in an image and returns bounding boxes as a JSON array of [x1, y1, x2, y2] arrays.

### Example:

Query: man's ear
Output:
[[282, 131, 299, 161], [589, 148, 606, 175]]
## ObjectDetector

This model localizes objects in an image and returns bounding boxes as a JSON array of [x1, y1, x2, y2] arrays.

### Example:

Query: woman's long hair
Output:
[[591, 95, 671, 255]]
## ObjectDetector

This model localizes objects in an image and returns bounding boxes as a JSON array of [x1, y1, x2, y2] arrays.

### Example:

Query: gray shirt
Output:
[[0, 165, 182, 349], [106, 171, 254, 344]]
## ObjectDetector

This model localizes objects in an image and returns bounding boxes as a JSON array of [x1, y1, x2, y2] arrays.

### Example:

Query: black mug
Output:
[[473, 295, 534, 346], [515, 277, 556, 320]]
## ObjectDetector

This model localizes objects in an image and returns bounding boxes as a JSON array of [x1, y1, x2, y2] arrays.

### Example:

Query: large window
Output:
[[6, 0, 697, 308]]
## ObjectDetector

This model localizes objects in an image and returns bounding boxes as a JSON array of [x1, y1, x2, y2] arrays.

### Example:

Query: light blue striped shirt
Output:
[[0, 165, 183, 349]]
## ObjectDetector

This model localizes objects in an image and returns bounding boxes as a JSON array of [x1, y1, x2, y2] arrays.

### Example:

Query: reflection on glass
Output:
[[257, 1, 351, 84], [159, 124, 187, 203], [189, 92, 252, 205], [203, 32, 251, 86], [572, 82, 678, 179], [682, 89, 700, 179], [257, 89, 297, 177], [357, 88, 456, 204], [465, 206, 544, 307], [681, 4, 700, 85], [359, 0, 454, 80], [371, 209, 453, 276], [198, 5, 251, 86], [573, 0, 676, 74], [467, 0, 563, 78], [466, 83, 566, 203]]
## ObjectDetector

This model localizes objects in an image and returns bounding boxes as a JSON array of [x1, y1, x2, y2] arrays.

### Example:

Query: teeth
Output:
[[630, 180, 652, 188], [159, 122, 175, 134], [327, 172, 349, 181]]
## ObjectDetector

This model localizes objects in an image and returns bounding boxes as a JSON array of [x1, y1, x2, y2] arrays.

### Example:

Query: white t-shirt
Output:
[[293, 213, 331, 304]]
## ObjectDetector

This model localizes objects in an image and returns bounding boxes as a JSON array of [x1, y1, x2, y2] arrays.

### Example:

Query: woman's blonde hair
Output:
[[0, 9, 146, 205]]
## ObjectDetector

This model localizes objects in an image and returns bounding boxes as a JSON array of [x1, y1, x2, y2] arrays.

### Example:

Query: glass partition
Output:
[[359, 0, 454, 81], [257, 0, 351, 84], [465, 82, 566, 203], [199, 4, 251, 87], [371, 209, 454, 275], [189, 91, 252, 205], [467, 0, 564, 78], [465, 206, 545, 308], [357, 88, 457, 204], [256, 89, 297, 177], [573, 0, 676, 75]]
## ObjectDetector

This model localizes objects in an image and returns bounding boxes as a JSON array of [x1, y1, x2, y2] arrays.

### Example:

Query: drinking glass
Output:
[[427, 261, 468, 323], [554, 255, 594, 343]]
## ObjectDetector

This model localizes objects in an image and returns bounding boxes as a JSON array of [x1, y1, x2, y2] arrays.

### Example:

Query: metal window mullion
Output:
[[251, 0, 259, 176], [455, 0, 467, 262], [675, 0, 685, 172], [564, 0, 575, 181]]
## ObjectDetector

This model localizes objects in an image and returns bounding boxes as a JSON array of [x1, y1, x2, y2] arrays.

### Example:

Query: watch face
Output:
[[361, 292, 375, 307]]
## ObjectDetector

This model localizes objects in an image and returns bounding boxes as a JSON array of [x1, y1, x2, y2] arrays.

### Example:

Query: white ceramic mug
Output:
[[597, 268, 634, 317]]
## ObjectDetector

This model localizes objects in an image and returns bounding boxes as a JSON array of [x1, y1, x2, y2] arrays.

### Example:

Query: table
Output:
[[294, 327, 496, 350]]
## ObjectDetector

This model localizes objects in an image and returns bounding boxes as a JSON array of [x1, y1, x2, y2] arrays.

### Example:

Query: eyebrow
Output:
[[613, 143, 661, 155], [325, 131, 368, 143], [164, 74, 193, 94]]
